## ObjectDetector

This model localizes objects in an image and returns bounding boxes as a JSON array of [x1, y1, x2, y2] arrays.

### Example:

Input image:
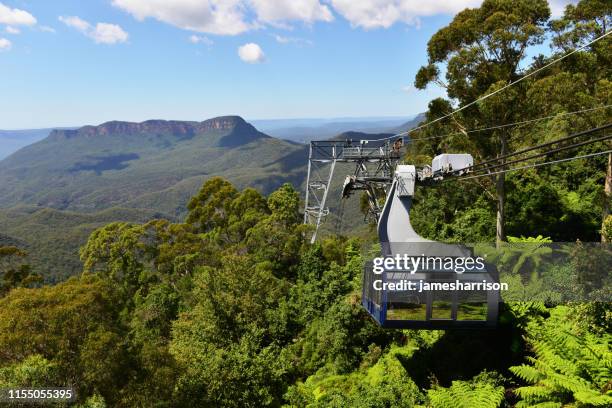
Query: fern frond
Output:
[[514, 385, 553, 399], [573, 390, 612, 406], [510, 365, 542, 383]]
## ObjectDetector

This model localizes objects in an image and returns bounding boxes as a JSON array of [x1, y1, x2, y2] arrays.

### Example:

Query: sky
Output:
[[0, 0, 576, 129]]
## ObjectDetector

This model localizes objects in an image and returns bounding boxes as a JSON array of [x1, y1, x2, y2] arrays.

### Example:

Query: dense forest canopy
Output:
[[0, 1, 610, 407]]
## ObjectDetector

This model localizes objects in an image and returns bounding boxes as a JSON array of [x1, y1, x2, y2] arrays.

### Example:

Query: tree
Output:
[[549, 0, 612, 241], [0, 355, 57, 388], [0, 276, 127, 405], [414, 0, 551, 244], [186, 177, 239, 233], [0, 246, 41, 296], [246, 183, 305, 278], [170, 258, 289, 407], [80, 222, 150, 288]]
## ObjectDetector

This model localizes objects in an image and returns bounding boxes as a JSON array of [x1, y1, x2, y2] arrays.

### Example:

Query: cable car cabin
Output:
[[361, 163, 500, 329], [362, 256, 500, 329]]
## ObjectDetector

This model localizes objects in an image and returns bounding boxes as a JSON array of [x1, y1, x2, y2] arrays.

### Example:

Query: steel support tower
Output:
[[303, 138, 402, 243]]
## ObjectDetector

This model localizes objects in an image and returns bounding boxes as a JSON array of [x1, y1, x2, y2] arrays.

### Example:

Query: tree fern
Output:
[[427, 378, 505, 408], [510, 306, 612, 407]]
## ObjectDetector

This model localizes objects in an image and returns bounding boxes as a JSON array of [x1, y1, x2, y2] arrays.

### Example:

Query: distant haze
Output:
[[251, 115, 419, 143], [0, 128, 76, 160]]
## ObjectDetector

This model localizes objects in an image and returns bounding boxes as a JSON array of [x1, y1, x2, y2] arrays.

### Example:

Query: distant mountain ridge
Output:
[[0, 115, 304, 213], [333, 131, 395, 141], [0, 115, 309, 280], [252, 116, 418, 143], [0, 114, 424, 281], [47, 116, 267, 147]]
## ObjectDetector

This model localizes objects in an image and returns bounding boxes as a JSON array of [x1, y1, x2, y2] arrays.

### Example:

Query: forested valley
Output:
[[0, 1, 610, 407]]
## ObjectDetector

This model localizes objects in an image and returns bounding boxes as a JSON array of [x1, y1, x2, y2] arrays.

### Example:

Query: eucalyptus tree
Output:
[[414, 0, 551, 244]]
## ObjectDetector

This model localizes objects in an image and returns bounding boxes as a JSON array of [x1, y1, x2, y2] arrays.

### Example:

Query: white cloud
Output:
[[250, 0, 333, 24], [59, 16, 91, 33], [111, 0, 578, 36], [39, 26, 56, 33], [112, 0, 249, 35], [112, 0, 333, 34], [330, 1, 578, 29], [189, 34, 213, 46], [330, 0, 482, 29], [92, 23, 129, 44], [274, 34, 313, 46], [5, 26, 19, 34], [59, 16, 128, 44], [0, 2, 36, 26], [238, 42, 265, 63], [274, 34, 290, 44], [0, 36, 11, 51]]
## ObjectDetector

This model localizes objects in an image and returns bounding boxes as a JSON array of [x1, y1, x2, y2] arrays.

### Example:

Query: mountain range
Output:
[[0, 116, 306, 215], [0, 115, 423, 160], [252, 116, 419, 143], [0, 114, 424, 280], [0, 116, 308, 279]]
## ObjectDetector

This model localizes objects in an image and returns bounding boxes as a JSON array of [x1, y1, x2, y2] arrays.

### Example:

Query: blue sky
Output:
[[0, 1, 574, 129]]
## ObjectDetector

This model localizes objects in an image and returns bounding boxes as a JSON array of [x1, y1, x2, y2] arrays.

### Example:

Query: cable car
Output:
[[303, 144, 500, 329], [362, 163, 500, 329]]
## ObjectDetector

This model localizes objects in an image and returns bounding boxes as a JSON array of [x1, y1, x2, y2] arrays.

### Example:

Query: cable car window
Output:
[[431, 289, 453, 320], [387, 294, 426, 321], [457, 290, 487, 321]]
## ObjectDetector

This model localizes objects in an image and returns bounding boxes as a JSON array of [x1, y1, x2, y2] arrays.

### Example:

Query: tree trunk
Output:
[[496, 134, 508, 247], [602, 152, 611, 243]]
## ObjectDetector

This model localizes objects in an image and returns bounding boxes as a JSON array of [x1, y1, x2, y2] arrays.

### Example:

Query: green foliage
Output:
[[427, 372, 505, 408], [506, 235, 553, 243], [571, 302, 612, 335], [510, 306, 612, 407], [570, 241, 612, 300], [409, 0, 611, 245], [506, 172, 603, 241], [0, 205, 167, 282], [0, 355, 57, 388], [80, 222, 150, 291], [172, 333, 287, 407], [285, 345, 424, 408], [75, 394, 107, 408], [410, 183, 495, 242], [291, 299, 393, 376], [288, 243, 355, 326], [0, 245, 41, 296], [186, 177, 239, 232], [0, 276, 128, 405]]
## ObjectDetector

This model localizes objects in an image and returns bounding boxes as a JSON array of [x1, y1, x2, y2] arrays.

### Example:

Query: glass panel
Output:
[[386, 302, 426, 320], [457, 290, 487, 321], [363, 264, 382, 307], [386, 291, 426, 320], [431, 290, 452, 320]]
